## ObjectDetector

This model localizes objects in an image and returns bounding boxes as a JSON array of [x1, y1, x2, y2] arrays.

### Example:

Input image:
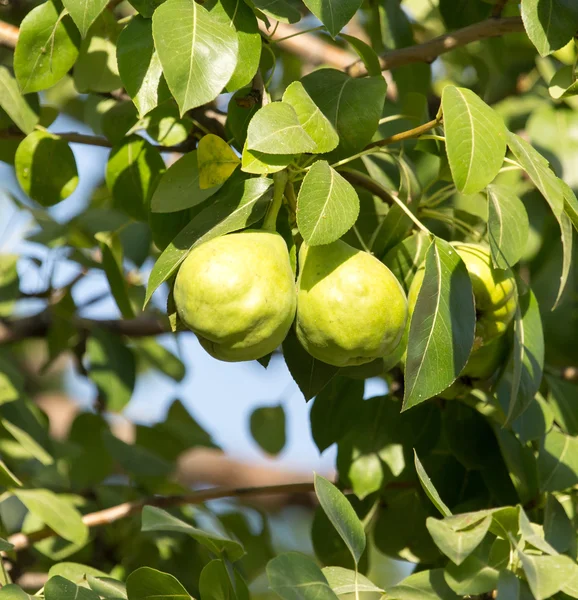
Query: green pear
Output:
[[462, 335, 508, 380], [296, 240, 408, 367], [174, 230, 296, 362]]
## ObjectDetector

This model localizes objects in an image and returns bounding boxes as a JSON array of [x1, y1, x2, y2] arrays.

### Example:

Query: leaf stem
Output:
[[363, 117, 442, 151], [271, 26, 325, 43], [263, 171, 288, 231]]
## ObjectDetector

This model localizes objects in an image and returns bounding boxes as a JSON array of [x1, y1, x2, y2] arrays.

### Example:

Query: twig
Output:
[[491, 0, 510, 18], [0, 20, 18, 48], [364, 118, 441, 150], [347, 17, 525, 77]]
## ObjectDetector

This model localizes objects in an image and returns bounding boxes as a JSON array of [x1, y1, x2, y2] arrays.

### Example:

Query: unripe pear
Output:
[[174, 230, 297, 362], [296, 240, 408, 367], [462, 335, 508, 380]]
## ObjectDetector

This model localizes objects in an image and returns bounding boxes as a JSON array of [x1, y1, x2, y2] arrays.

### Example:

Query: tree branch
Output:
[[0, 20, 18, 48], [0, 312, 169, 345]]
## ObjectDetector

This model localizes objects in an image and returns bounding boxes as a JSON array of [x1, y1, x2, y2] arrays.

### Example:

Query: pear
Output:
[[296, 240, 408, 367], [174, 230, 296, 362]]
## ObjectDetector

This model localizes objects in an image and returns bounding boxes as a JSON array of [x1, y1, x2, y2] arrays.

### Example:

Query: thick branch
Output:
[[347, 17, 525, 77], [0, 312, 169, 345]]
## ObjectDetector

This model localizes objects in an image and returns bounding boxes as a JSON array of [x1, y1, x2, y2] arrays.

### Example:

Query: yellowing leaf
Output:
[[197, 134, 240, 189]]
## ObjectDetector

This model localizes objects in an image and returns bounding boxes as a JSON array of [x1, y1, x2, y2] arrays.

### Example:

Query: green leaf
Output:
[[63, 0, 108, 37], [136, 339, 185, 382], [247, 102, 316, 154], [563, 179, 578, 232], [106, 135, 165, 221], [87, 330, 136, 412], [2, 418, 53, 466], [143, 102, 193, 147], [74, 12, 123, 93], [426, 514, 491, 566], [267, 552, 340, 600], [250, 405, 286, 456], [282, 328, 339, 401], [197, 134, 240, 189], [282, 81, 339, 154], [403, 237, 476, 409], [0, 255, 19, 318], [507, 131, 564, 217], [128, 0, 166, 17], [322, 567, 383, 595], [521, 0, 578, 56], [14, 489, 88, 545], [512, 393, 554, 443], [549, 64, 578, 99], [296, 161, 359, 246], [339, 34, 381, 77], [103, 431, 172, 477], [414, 451, 452, 517], [302, 0, 363, 37], [314, 474, 366, 565], [207, 0, 261, 91], [442, 86, 506, 194], [382, 232, 429, 293], [45, 577, 99, 600], [96, 232, 135, 319], [126, 567, 191, 600], [554, 209, 573, 309], [199, 559, 248, 600], [0, 67, 38, 134], [0, 585, 33, 599], [518, 507, 558, 555], [544, 493, 575, 553], [87, 576, 127, 599], [241, 145, 294, 175], [302, 69, 387, 158], [546, 376, 578, 435], [250, 0, 301, 23], [496, 570, 534, 600], [310, 378, 364, 452], [487, 184, 529, 269], [145, 174, 273, 304], [47, 563, 108, 583], [15, 131, 78, 206], [518, 552, 578, 600], [141, 506, 245, 560], [14, 1, 80, 94], [0, 458, 22, 488], [153, 0, 238, 115], [538, 429, 578, 492], [502, 289, 544, 425], [116, 16, 170, 118], [150, 150, 222, 213], [386, 569, 459, 600]]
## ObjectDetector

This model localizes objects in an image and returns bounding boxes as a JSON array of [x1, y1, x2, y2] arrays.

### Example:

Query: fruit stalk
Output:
[[263, 170, 289, 232]]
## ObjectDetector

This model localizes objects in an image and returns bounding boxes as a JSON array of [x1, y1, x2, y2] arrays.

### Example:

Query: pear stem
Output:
[[263, 171, 288, 232]]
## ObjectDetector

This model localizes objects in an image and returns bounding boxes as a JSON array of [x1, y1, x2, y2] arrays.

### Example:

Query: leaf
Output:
[[126, 567, 191, 600], [414, 451, 452, 517], [544, 493, 575, 553], [47, 563, 108, 583], [282, 81, 339, 153], [87, 330, 136, 412], [310, 377, 364, 452], [426, 515, 491, 566], [145, 174, 273, 304], [301, 69, 387, 158], [546, 376, 578, 435], [74, 12, 123, 93], [15, 131, 78, 206], [106, 135, 165, 221], [518, 507, 558, 555], [63, 0, 108, 37], [128, 0, 165, 17], [197, 134, 240, 189], [207, 0, 261, 91], [136, 339, 185, 382], [402, 237, 475, 409], [487, 184, 529, 269], [382, 232, 430, 294], [549, 65, 578, 99], [302, 0, 363, 37], [0, 67, 38, 134], [267, 552, 340, 600], [442, 86, 506, 194], [14, 489, 88, 545], [199, 559, 248, 600], [241, 145, 294, 175], [141, 505, 245, 560], [314, 474, 366, 565], [150, 150, 222, 213], [250, 0, 301, 23], [496, 570, 534, 600], [0, 585, 33, 599], [103, 431, 172, 477], [321, 567, 383, 596], [502, 289, 544, 425], [0, 255, 19, 318], [250, 405, 286, 456], [296, 161, 359, 246], [45, 577, 99, 600], [0, 458, 22, 488], [87, 576, 127, 599], [386, 569, 459, 600], [247, 102, 316, 155], [14, 1, 80, 94], [537, 429, 578, 492], [507, 131, 564, 217], [116, 16, 170, 118], [563, 179, 578, 232], [152, 0, 238, 115], [518, 552, 578, 600], [553, 209, 573, 309], [521, 0, 578, 57], [2, 419, 53, 466], [339, 34, 381, 76], [282, 328, 339, 401]]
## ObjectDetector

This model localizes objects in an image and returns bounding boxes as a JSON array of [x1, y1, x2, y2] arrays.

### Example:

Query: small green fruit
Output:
[[296, 239, 408, 367], [462, 335, 508, 380], [174, 230, 297, 362]]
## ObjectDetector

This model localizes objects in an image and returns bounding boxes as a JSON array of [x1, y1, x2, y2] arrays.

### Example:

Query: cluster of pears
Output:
[[173, 229, 408, 366]]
